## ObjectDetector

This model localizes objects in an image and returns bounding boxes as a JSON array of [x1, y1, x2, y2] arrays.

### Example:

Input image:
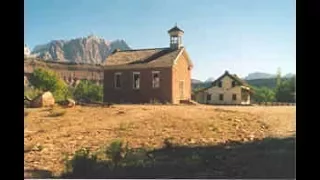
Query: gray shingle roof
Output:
[[104, 47, 187, 69]]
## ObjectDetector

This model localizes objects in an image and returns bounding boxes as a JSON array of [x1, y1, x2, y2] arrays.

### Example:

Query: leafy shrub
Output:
[[252, 87, 276, 103], [64, 148, 98, 176], [24, 86, 43, 100], [73, 80, 103, 102], [105, 139, 128, 167], [28, 68, 69, 101]]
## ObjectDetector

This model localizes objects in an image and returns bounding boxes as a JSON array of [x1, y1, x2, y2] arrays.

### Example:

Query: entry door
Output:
[[179, 80, 184, 99]]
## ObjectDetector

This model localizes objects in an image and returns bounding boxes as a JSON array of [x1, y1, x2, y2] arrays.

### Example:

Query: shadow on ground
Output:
[[25, 136, 295, 179], [24, 169, 53, 179]]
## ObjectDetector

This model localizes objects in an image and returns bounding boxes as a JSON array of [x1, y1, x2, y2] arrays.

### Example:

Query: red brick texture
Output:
[[103, 51, 192, 104], [103, 68, 172, 103], [172, 51, 192, 104]]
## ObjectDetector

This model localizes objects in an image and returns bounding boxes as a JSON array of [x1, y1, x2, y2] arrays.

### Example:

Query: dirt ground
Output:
[[24, 104, 296, 177]]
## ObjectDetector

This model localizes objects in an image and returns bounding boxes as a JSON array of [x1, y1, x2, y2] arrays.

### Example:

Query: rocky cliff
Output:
[[32, 35, 131, 64]]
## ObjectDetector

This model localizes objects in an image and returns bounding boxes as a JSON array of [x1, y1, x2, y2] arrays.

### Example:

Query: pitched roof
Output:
[[168, 25, 184, 33], [211, 71, 250, 87], [194, 71, 251, 93], [104, 47, 192, 69]]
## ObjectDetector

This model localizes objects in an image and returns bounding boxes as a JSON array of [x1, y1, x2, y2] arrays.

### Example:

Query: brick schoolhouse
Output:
[[103, 25, 193, 104]]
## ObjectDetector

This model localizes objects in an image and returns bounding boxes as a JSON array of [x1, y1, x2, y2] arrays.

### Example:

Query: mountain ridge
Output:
[[30, 35, 131, 64], [244, 72, 295, 80]]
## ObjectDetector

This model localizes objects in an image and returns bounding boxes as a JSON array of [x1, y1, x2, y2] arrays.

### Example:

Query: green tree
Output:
[[276, 67, 282, 88], [275, 76, 295, 103], [252, 86, 276, 102], [274, 67, 295, 102], [73, 80, 103, 102], [29, 68, 69, 101]]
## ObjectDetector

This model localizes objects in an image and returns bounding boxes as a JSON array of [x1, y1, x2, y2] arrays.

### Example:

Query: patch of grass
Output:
[[105, 139, 128, 167], [63, 147, 99, 176]]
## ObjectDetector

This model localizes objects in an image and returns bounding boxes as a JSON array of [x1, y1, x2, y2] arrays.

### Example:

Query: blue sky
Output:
[[25, 0, 296, 81]]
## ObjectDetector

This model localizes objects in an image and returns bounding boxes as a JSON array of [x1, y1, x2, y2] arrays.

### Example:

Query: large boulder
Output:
[[30, 91, 55, 108]]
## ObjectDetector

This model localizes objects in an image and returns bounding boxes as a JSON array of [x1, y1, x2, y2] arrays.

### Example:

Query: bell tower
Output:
[[168, 23, 184, 49]]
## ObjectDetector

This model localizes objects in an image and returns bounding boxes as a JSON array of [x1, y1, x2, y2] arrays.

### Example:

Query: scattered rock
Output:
[[241, 138, 249, 142], [66, 98, 76, 107], [31, 143, 43, 151], [201, 138, 208, 143], [30, 91, 55, 108], [234, 118, 241, 122], [249, 134, 255, 141], [188, 138, 196, 144], [58, 98, 76, 108], [117, 111, 125, 115]]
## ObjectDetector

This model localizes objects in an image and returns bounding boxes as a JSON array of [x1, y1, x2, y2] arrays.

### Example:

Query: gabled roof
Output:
[[103, 47, 192, 69], [194, 71, 251, 93], [211, 71, 250, 87]]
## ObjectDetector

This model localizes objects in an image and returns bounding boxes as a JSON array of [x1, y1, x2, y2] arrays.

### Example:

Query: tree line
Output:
[[251, 69, 295, 103], [25, 68, 295, 104]]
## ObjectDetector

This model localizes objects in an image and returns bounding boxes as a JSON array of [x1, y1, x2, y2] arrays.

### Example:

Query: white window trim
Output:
[[133, 72, 140, 89], [114, 72, 122, 89], [152, 71, 160, 88]]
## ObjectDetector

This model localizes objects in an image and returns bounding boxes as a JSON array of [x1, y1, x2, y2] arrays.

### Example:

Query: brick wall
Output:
[[103, 68, 173, 103], [172, 51, 192, 104]]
